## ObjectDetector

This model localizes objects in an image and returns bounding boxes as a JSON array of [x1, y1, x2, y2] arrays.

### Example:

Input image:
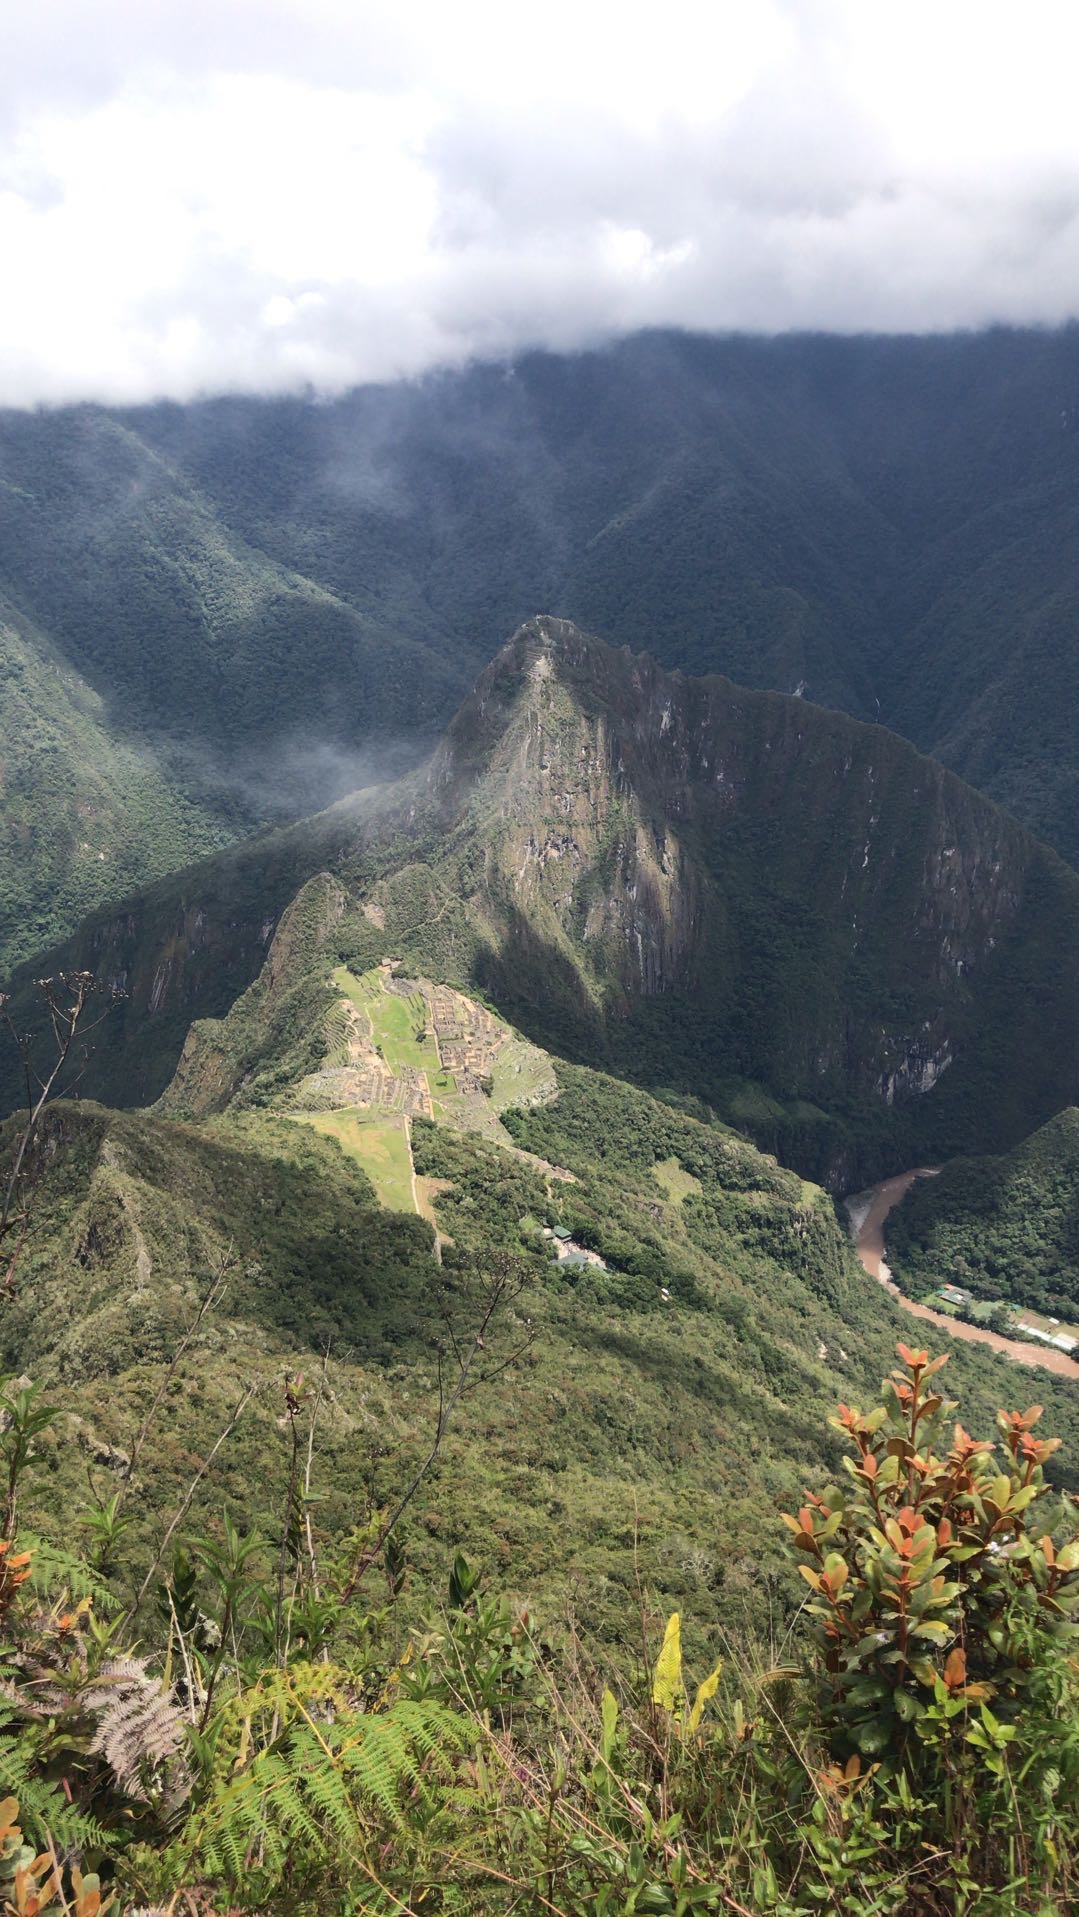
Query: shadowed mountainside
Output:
[[10, 619, 1078, 1187], [5, 328, 1079, 967]]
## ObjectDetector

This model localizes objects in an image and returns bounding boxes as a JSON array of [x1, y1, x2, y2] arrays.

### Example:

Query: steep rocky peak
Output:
[[7, 612, 1078, 1174], [425, 617, 606, 791], [423, 614, 690, 826], [424, 615, 1036, 873], [406, 614, 1079, 1153]]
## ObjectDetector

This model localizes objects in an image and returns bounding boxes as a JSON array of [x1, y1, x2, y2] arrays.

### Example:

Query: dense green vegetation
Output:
[[4, 327, 1079, 971], [4, 327, 1079, 973], [121, 328, 1079, 870], [0, 1322, 1074, 1913], [2, 330, 1079, 1914], [0, 1085, 870, 1631], [15, 619, 1078, 1195], [0, 609, 237, 970], [0, 408, 455, 971], [888, 1109, 1079, 1318], [8, 1049, 1079, 1654], [0, 763, 1076, 1912]]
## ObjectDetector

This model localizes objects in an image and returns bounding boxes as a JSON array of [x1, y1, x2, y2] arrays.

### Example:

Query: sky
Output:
[[3, 0, 1079, 406]]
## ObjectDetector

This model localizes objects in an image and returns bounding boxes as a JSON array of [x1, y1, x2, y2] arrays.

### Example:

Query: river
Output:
[[846, 1169, 1079, 1380]]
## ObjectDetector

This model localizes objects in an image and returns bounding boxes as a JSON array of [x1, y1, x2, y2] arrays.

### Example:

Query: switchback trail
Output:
[[846, 1171, 1079, 1380]]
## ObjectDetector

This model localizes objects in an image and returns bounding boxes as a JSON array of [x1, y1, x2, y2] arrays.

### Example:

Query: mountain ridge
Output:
[[11, 616, 1077, 1188], [4, 327, 1079, 977]]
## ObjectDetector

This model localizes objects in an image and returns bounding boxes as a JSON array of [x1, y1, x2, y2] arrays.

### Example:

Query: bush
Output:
[[0, 1349, 1076, 1913]]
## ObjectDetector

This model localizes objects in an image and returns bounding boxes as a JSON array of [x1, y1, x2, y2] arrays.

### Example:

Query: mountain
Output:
[[4, 336, 1079, 1917], [887, 1108, 1079, 1319], [0, 1081, 886, 1640], [0, 406, 463, 969], [0, 600, 242, 970], [9, 855, 1077, 1649], [14, 619, 1079, 1188], [4, 329, 1079, 977], [9, 1067, 1079, 1651]]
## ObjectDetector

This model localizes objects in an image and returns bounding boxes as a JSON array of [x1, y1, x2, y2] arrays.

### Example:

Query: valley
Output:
[[10, 617, 1079, 1201], [5, 0, 1079, 1897], [5, 329, 1079, 978], [1, 347, 1078, 1917], [848, 1168, 1079, 1378]]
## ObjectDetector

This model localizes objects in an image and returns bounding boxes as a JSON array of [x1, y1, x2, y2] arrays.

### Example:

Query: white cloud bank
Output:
[[3, 0, 1079, 405]]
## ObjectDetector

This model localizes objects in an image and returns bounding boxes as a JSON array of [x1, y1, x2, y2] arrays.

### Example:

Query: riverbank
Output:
[[846, 1170, 1079, 1380]]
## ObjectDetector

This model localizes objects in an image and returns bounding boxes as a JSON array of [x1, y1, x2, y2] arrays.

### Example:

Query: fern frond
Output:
[[0, 1762, 109, 1857], [21, 1533, 120, 1613], [207, 1657, 351, 1782], [199, 1755, 320, 1881], [81, 1656, 191, 1807], [188, 1694, 467, 1893], [300, 1745, 358, 1845]]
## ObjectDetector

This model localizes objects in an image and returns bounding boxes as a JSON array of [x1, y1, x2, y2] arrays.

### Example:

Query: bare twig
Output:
[[0, 971, 122, 1293], [339, 1254, 532, 1601], [274, 1374, 303, 1666], [166, 1584, 202, 1726], [119, 1247, 236, 1498], [126, 1378, 261, 1624], [303, 1350, 330, 1599]]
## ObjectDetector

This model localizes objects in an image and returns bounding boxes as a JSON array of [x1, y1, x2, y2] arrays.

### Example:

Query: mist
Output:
[[4, 2, 1079, 407], [159, 727, 427, 826]]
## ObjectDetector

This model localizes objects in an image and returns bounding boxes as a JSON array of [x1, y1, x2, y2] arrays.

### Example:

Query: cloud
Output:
[[3, 0, 1079, 405]]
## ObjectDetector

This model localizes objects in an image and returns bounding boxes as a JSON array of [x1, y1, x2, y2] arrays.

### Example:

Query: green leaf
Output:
[[822, 1552, 849, 1593], [844, 1678, 886, 1707], [601, 1687, 618, 1763], [854, 1714, 893, 1755]]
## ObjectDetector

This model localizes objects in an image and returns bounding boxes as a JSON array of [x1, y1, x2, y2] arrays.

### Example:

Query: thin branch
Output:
[[303, 1350, 330, 1600], [119, 1248, 235, 1498], [125, 1378, 261, 1624], [0, 972, 123, 1293], [340, 1263, 523, 1601], [166, 1584, 202, 1726], [274, 1375, 302, 1667]]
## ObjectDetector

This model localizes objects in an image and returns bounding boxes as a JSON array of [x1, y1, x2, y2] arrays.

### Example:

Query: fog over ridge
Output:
[[4, 0, 1079, 406]]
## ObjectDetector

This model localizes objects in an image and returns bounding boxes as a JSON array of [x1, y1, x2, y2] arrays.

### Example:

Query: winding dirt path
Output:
[[847, 1171, 1079, 1380]]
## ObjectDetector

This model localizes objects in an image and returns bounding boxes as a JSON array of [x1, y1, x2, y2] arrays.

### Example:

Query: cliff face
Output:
[[427, 625, 718, 1001], [0, 784, 400, 1111], [5, 618, 1078, 1175], [416, 619, 1076, 1145]]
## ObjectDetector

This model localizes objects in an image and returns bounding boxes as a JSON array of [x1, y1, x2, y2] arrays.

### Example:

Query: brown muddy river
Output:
[[846, 1170, 1079, 1381]]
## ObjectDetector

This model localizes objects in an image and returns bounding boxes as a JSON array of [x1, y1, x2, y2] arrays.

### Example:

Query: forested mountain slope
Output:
[[0, 1083, 884, 1638], [9, 1068, 1079, 1648], [3, 329, 1079, 974], [14, 619, 1078, 1187], [0, 407, 458, 967], [888, 1108, 1079, 1319], [0, 599, 236, 966]]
